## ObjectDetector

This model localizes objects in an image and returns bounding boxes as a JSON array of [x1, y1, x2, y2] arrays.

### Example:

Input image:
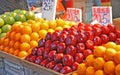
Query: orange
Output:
[[13, 49, 19, 56], [18, 51, 28, 58], [85, 55, 95, 66], [94, 46, 106, 57], [3, 46, 9, 53], [15, 33, 21, 41], [31, 23, 40, 32], [95, 70, 105, 75], [48, 20, 57, 29], [114, 51, 120, 64], [9, 40, 15, 48], [30, 40, 38, 48], [114, 45, 120, 51], [38, 29, 47, 39], [115, 64, 120, 75], [22, 22, 29, 26], [12, 24, 23, 32], [77, 63, 86, 75], [93, 57, 105, 70], [10, 32, 16, 40], [55, 26, 63, 31], [0, 45, 4, 50], [20, 26, 32, 34], [41, 22, 49, 30], [30, 32, 39, 41], [27, 20, 35, 24], [8, 48, 14, 54], [6, 32, 10, 38], [104, 61, 115, 74], [86, 66, 95, 75], [35, 18, 45, 22], [20, 42, 30, 51], [0, 37, 5, 45], [20, 34, 30, 43], [104, 42, 116, 48], [14, 42, 20, 50], [63, 25, 70, 29], [56, 18, 64, 27], [72, 72, 78, 75], [28, 49, 32, 54], [11, 24, 19, 31], [47, 29, 55, 33], [104, 48, 116, 61], [3, 38, 9, 46]]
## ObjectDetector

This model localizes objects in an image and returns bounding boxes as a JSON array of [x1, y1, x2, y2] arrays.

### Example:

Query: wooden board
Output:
[[0, 51, 74, 75]]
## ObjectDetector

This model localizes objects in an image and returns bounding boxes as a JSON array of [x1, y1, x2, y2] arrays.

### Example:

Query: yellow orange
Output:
[[94, 46, 106, 57], [72, 72, 78, 75], [27, 20, 35, 24], [30, 32, 39, 41], [85, 55, 95, 66], [38, 29, 47, 39], [47, 29, 55, 33], [114, 45, 120, 51], [86, 66, 95, 75], [56, 18, 64, 27], [55, 26, 63, 31], [14, 42, 20, 50], [9, 40, 15, 48], [48, 20, 57, 29], [20, 34, 31, 43], [15, 33, 21, 41], [41, 22, 49, 30], [20, 42, 30, 51], [18, 51, 28, 58], [30, 40, 38, 48], [95, 70, 105, 75], [93, 57, 105, 70], [31, 23, 40, 32], [105, 42, 116, 48], [20, 26, 32, 34], [63, 25, 70, 29], [115, 64, 120, 75], [77, 63, 86, 75], [114, 51, 120, 64], [104, 48, 116, 61], [104, 61, 115, 74]]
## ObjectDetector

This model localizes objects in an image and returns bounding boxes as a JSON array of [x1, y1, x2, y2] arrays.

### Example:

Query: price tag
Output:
[[66, 8, 82, 22], [42, 0, 57, 20], [92, 6, 112, 25]]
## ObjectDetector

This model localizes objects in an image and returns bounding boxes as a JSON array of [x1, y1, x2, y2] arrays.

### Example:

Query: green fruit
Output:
[[0, 33, 6, 38], [0, 18, 4, 27], [14, 14, 26, 22], [0, 29, 2, 33], [10, 12, 17, 17], [2, 24, 11, 33], [4, 16, 15, 25], [0, 14, 7, 19], [14, 21, 22, 24], [25, 11, 35, 20]]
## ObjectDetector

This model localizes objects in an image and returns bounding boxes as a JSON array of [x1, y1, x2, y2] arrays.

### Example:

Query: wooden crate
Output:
[[0, 51, 74, 75]]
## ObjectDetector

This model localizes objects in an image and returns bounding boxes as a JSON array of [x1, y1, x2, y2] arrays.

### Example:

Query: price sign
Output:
[[42, 0, 57, 20], [92, 6, 112, 25], [66, 8, 82, 22]]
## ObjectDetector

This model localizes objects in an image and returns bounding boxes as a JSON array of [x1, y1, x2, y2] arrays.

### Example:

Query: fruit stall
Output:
[[0, 0, 120, 75]]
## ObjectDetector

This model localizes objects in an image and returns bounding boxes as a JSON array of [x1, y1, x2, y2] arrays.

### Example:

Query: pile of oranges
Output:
[[73, 42, 120, 75], [0, 18, 76, 58]]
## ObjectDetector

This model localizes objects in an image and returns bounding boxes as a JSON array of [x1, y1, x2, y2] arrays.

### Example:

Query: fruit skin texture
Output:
[[115, 64, 120, 75], [114, 51, 120, 64], [86, 66, 95, 75], [85, 55, 94, 66], [60, 66, 72, 74], [77, 63, 86, 75], [95, 70, 105, 75], [104, 61, 115, 74], [94, 46, 106, 57]]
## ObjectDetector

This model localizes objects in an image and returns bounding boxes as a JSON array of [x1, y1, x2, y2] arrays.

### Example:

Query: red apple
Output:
[[45, 40, 52, 48], [85, 31, 94, 40], [48, 50, 56, 61], [115, 38, 120, 44], [72, 62, 79, 71], [93, 36, 102, 46], [35, 56, 43, 64], [46, 32, 52, 40], [66, 45, 76, 56], [84, 25, 92, 31], [85, 40, 94, 49], [68, 29, 78, 35], [40, 59, 49, 67], [57, 43, 66, 53], [29, 55, 37, 63], [77, 32, 87, 43], [65, 35, 77, 46], [53, 63, 63, 72], [54, 53, 63, 63], [38, 39, 45, 47], [51, 41, 59, 50], [93, 27, 102, 36], [44, 48, 50, 59], [101, 26, 110, 34], [63, 28, 69, 32], [59, 34, 67, 42], [76, 43, 85, 53], [93, 24, 101, 28], [107, 24, 116, 32], [46, 61, 55, 69], [108, 32, 117, 41], [83, 49, 92, 58], [60, 66, 72, 74], [78, 22, 85, 27], [25, 54, 32, 61], [51, 32, 60, 41], [62, 54, 74, 66], [31, 47, 38, 55], [75, 53, 84, 63], [116, 30, 120, 38], [100, 34, 109, 44], [37, 47, 44, 56]]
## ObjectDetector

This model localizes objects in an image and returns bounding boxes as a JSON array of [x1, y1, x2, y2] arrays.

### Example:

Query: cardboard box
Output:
[[113, 18, 120, 30]]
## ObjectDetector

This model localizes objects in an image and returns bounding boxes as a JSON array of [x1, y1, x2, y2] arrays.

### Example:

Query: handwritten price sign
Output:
[[66, 8, 82, 22], [42, 0, 57, 20], [92, 6, 112, 25]]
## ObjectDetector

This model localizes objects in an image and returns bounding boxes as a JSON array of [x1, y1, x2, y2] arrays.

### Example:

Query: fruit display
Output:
[[0, 18, 77, 59], [25, 23, 120, 74], [0, 9, 35, 38], [73, 42, 120, 75]]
